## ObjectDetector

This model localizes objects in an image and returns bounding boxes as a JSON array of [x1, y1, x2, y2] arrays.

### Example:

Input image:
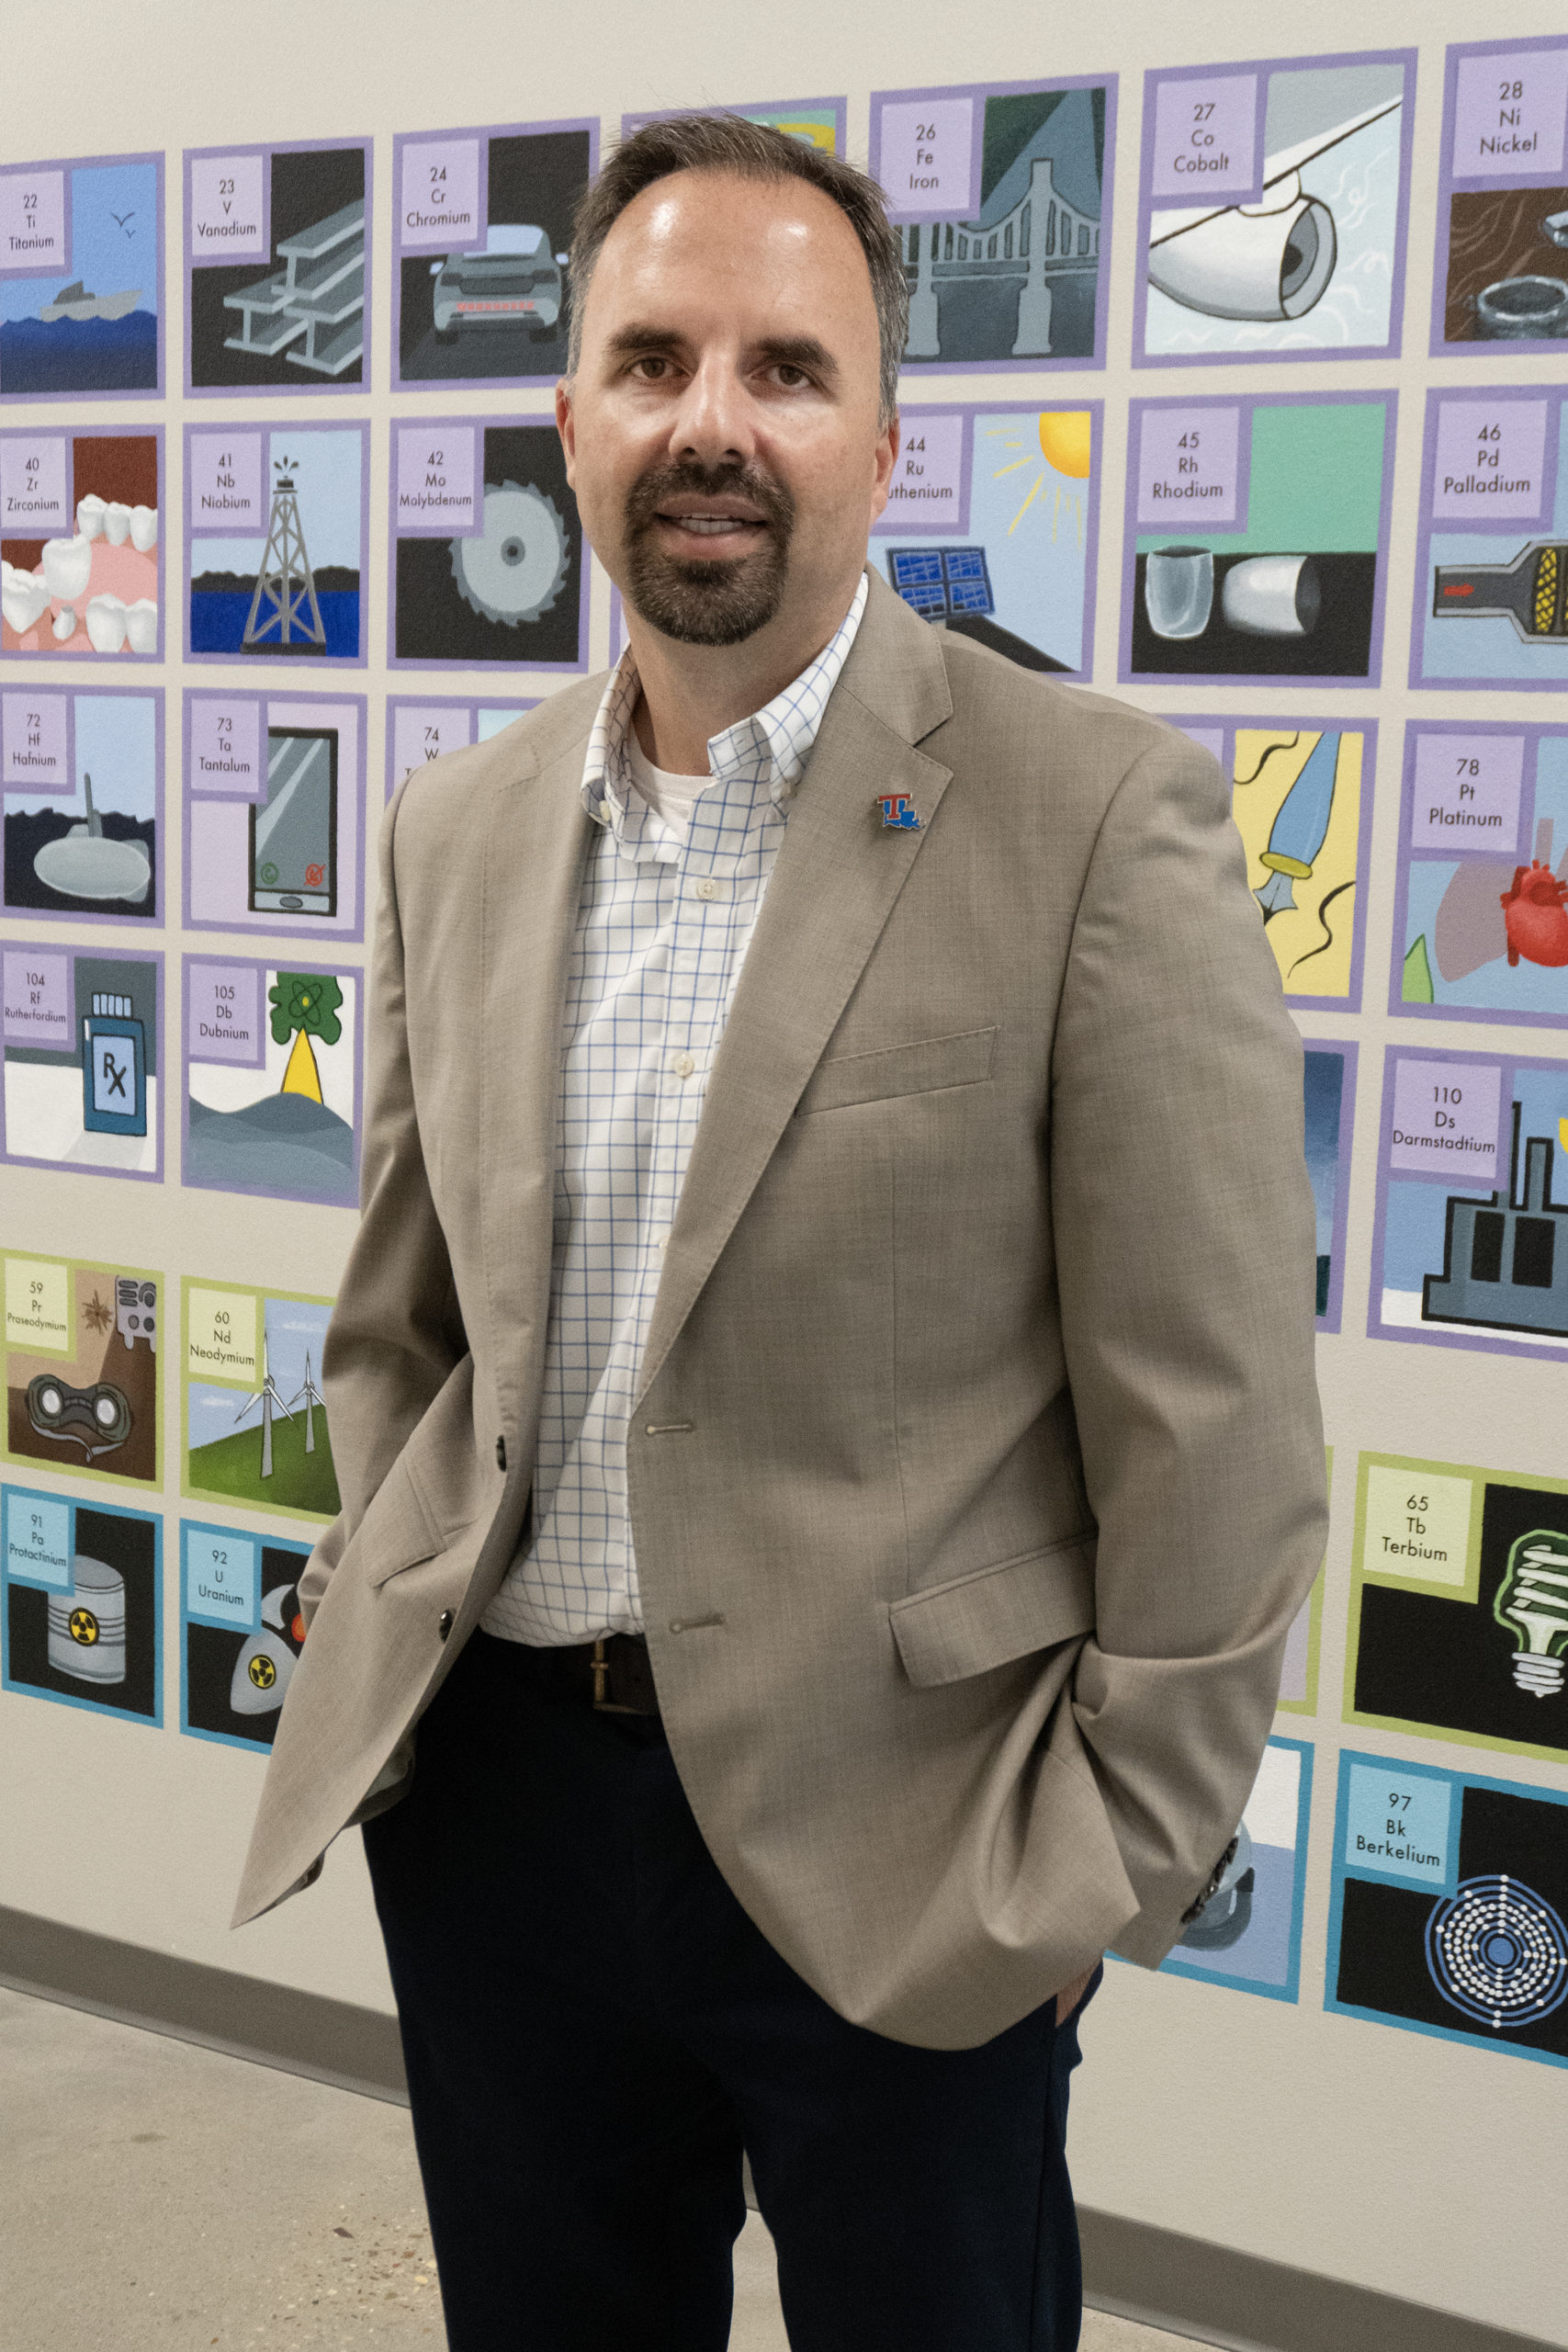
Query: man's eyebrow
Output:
[[754, 334, 838, 383], [601, 325, 840, 382]]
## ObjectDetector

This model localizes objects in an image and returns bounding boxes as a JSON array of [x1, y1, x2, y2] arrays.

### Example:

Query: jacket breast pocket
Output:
[[889, 1533, 1096, 1687], [795, 1025, 998, 1117]]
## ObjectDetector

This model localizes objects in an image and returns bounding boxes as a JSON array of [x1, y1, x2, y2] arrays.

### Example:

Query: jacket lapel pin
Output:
[[874, 790, 921, 831]]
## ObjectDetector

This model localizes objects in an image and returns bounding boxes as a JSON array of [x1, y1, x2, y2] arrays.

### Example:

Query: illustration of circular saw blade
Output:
[[452, 481, 570, 627]]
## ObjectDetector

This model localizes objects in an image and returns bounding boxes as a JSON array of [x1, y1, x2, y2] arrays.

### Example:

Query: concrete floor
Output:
[[0, 1984, 1201, 2351]]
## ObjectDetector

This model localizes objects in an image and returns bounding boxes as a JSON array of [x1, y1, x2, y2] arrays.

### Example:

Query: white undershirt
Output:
[[625, 721, 714, 832]]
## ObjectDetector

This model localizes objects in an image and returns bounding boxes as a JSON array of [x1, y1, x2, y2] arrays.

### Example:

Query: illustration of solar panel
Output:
[[887, 546, 995, 622]]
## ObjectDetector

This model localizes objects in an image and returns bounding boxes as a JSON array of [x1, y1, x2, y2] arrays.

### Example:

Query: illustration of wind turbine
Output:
[[286, 1350, 323, 1456], [232, 1329, 294, 1479]]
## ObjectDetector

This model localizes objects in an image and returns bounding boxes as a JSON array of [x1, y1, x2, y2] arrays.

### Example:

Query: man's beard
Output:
[[621, 458, 795, 646]]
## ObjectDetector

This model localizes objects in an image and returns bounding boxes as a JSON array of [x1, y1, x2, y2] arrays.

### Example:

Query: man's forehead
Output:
[[600, 167, 865, 273]]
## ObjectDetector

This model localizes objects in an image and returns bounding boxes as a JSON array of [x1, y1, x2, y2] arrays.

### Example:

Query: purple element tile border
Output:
[[1, 685, 164, 934], [0, 940, 164, 1184], [181, 419, 369, 671], [1134, 50, 1416, 371], [877, 406, 973, 538], [179, 951, 363, 1208], [869, 73, 1117, 377], [0, 151, 165, 404], [874, 396, 1103, 685], [609, 585, 625, 666], [1119, 390, 1397, 690], [1389, 718, 1568, 1034], [0, 423, 166, 668], [1408, 384, 1565, 695], [182, 138, 372, 401], [1432, 34, 1568, 358], [1365, 1044, 1568, 1368], [1299, 1035, 1358, 1337], [385, 414, 591, 674], [390, 116, 600, 393], [622, 96, 848, 153], [1158, 712, 1376, 1013], [180, 689, 368, 945], [383, 694, 538, 801]]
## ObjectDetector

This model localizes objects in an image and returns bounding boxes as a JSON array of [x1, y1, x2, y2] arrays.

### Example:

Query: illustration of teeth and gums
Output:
[[2, 494, 158, 652]]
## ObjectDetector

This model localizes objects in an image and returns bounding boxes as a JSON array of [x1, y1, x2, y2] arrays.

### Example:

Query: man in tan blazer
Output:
[[238, 114, 1325, 2352]]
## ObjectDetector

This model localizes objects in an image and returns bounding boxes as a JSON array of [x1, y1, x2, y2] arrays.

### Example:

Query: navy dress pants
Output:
[[363, 1629, 1098, 2352]]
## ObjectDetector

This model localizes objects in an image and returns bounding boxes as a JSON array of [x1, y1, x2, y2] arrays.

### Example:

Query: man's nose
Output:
[[668, 354, 757, 468]]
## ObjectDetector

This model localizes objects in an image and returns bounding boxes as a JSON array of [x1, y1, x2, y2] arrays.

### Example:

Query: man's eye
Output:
[[774, 365, 809, 388], [631, 356, 671, 379]]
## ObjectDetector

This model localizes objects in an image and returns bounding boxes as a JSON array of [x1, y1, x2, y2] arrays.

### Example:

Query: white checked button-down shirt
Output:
[[481, 572, 869, 1645]]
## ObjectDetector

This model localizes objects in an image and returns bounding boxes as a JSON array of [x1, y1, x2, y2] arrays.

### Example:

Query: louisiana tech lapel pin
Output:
[[874, 789, 921, 831]]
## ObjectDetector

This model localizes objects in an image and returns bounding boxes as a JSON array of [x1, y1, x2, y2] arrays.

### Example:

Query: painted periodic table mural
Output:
[[3, 31, 1568, 2099]]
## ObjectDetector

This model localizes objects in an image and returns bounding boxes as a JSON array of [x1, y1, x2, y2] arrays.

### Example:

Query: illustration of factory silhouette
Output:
[[899, 88, 1102, 362], [1425, 1102, 1568, 1339]]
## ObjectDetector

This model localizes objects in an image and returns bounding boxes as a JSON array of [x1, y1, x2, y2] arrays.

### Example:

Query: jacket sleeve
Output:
[[299, 783, 467, 1619], [1048, 729, 1328, 1966]]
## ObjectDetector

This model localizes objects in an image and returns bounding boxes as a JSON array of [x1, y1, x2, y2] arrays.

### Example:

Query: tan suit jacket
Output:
[[235, 572, 1327, 2049]]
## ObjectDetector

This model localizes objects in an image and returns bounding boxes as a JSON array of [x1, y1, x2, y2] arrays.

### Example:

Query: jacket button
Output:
[[438, 1611, 454, 1641], [495, 1435, 507, 1471]]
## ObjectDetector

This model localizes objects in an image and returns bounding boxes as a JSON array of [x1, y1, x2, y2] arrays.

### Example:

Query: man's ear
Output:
[[868, 412, 899, 529], [556, 379, 577, 490]]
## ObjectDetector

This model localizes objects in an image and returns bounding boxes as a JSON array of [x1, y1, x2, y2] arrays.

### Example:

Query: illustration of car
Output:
[[430, 225, 568, 344]]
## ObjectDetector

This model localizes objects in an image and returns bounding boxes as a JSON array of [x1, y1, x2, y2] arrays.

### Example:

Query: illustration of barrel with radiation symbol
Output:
[[47, 1555, 127, 1686]]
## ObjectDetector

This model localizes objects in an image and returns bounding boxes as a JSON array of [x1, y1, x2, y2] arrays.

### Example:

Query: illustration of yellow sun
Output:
[[987, 413, 1093, 544]]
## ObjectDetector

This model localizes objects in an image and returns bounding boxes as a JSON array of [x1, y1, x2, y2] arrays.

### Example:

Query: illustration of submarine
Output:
[[39, 280, 143, 323], [32, 772, 152, 904]]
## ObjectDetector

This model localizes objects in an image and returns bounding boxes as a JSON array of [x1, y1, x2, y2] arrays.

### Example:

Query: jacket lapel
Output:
[[635, 577, 954, 1407], [479, 699, 598, 1437]]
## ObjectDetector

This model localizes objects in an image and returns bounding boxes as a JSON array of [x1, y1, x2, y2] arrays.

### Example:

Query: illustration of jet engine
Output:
[[1434, 545, 1566, 643], [48, 1555, 127, 1686], [1149, 183, 1337, 322], [452, 481, 570, 627]]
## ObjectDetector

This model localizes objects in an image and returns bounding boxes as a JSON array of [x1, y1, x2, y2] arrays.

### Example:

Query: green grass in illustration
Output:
[[187, 1408, 341, 1517]]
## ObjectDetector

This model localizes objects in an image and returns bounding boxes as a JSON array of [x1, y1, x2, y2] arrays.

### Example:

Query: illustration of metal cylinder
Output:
[[48, 1555, 127, 1686], [1222, 555, 1321, 637], [1472, 276, 1568, 341], [1148, 193, 1337, 322], [1145, 547, 1214, 639], [1433, 545, 1566, 643]]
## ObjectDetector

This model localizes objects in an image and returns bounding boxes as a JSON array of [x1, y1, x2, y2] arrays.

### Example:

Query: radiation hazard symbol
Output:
[[69, 1608, 101, 1645], [248, 1653, 277, 1690]]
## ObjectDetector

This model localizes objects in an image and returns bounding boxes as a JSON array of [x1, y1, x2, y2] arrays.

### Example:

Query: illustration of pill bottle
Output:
[[81, 992, 147, 1136]]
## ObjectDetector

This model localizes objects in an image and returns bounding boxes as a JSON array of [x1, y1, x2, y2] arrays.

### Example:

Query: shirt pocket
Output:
[[795, 1025, 998, 1117]]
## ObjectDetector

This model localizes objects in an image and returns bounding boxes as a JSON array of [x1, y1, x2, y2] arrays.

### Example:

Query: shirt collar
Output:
[[581, 571, 869, 856]]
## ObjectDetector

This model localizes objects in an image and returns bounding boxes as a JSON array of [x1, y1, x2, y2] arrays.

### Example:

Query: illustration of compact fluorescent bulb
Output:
[[1495, 1529, 1568, 1697]]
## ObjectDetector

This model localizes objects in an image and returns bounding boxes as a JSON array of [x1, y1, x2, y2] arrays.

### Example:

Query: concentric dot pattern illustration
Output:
[[1425, 1875, 1568, 2030]]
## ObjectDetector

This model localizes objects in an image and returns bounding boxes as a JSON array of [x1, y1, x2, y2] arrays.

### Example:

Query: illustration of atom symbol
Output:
[[1425, 1875, 1568, 2030]]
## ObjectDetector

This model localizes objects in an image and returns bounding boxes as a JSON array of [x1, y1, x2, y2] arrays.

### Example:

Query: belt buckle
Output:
[[591, 1635, 639, 1715]]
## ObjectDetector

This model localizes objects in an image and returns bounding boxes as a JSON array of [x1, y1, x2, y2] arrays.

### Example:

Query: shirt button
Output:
[[694, 877, 717, 900], [671, 1052, 695, 1080]]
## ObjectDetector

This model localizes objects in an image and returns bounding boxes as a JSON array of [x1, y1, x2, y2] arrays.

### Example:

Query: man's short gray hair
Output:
[[567, 113, 908, 427]]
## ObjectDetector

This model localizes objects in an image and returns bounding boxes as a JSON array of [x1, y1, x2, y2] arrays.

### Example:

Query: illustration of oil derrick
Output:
[[243, 458, 326, 653]]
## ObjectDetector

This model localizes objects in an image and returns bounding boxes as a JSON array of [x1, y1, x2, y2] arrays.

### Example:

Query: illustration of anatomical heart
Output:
[[1502, 862, 1568, 969]]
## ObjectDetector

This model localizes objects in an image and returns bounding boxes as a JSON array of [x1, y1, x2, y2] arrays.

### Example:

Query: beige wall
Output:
[[3, 1, 1565, 2338]]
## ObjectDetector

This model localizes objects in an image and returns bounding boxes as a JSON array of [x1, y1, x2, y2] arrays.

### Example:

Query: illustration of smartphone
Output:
[[250, 729, 338, 918]]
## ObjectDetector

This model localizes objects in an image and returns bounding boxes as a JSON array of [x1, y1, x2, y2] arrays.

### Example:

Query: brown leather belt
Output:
[[511, 1631, 662, 1720]]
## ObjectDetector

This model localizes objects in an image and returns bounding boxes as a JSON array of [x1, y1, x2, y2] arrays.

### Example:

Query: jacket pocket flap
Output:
[[890, 1535, 1095, 1688], [796, 1025, 997, 1117], [360, 1456, 445, 1589]]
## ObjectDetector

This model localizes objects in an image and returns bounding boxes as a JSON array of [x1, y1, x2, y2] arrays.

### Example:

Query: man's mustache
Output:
[[624, 459, 795, 545]]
